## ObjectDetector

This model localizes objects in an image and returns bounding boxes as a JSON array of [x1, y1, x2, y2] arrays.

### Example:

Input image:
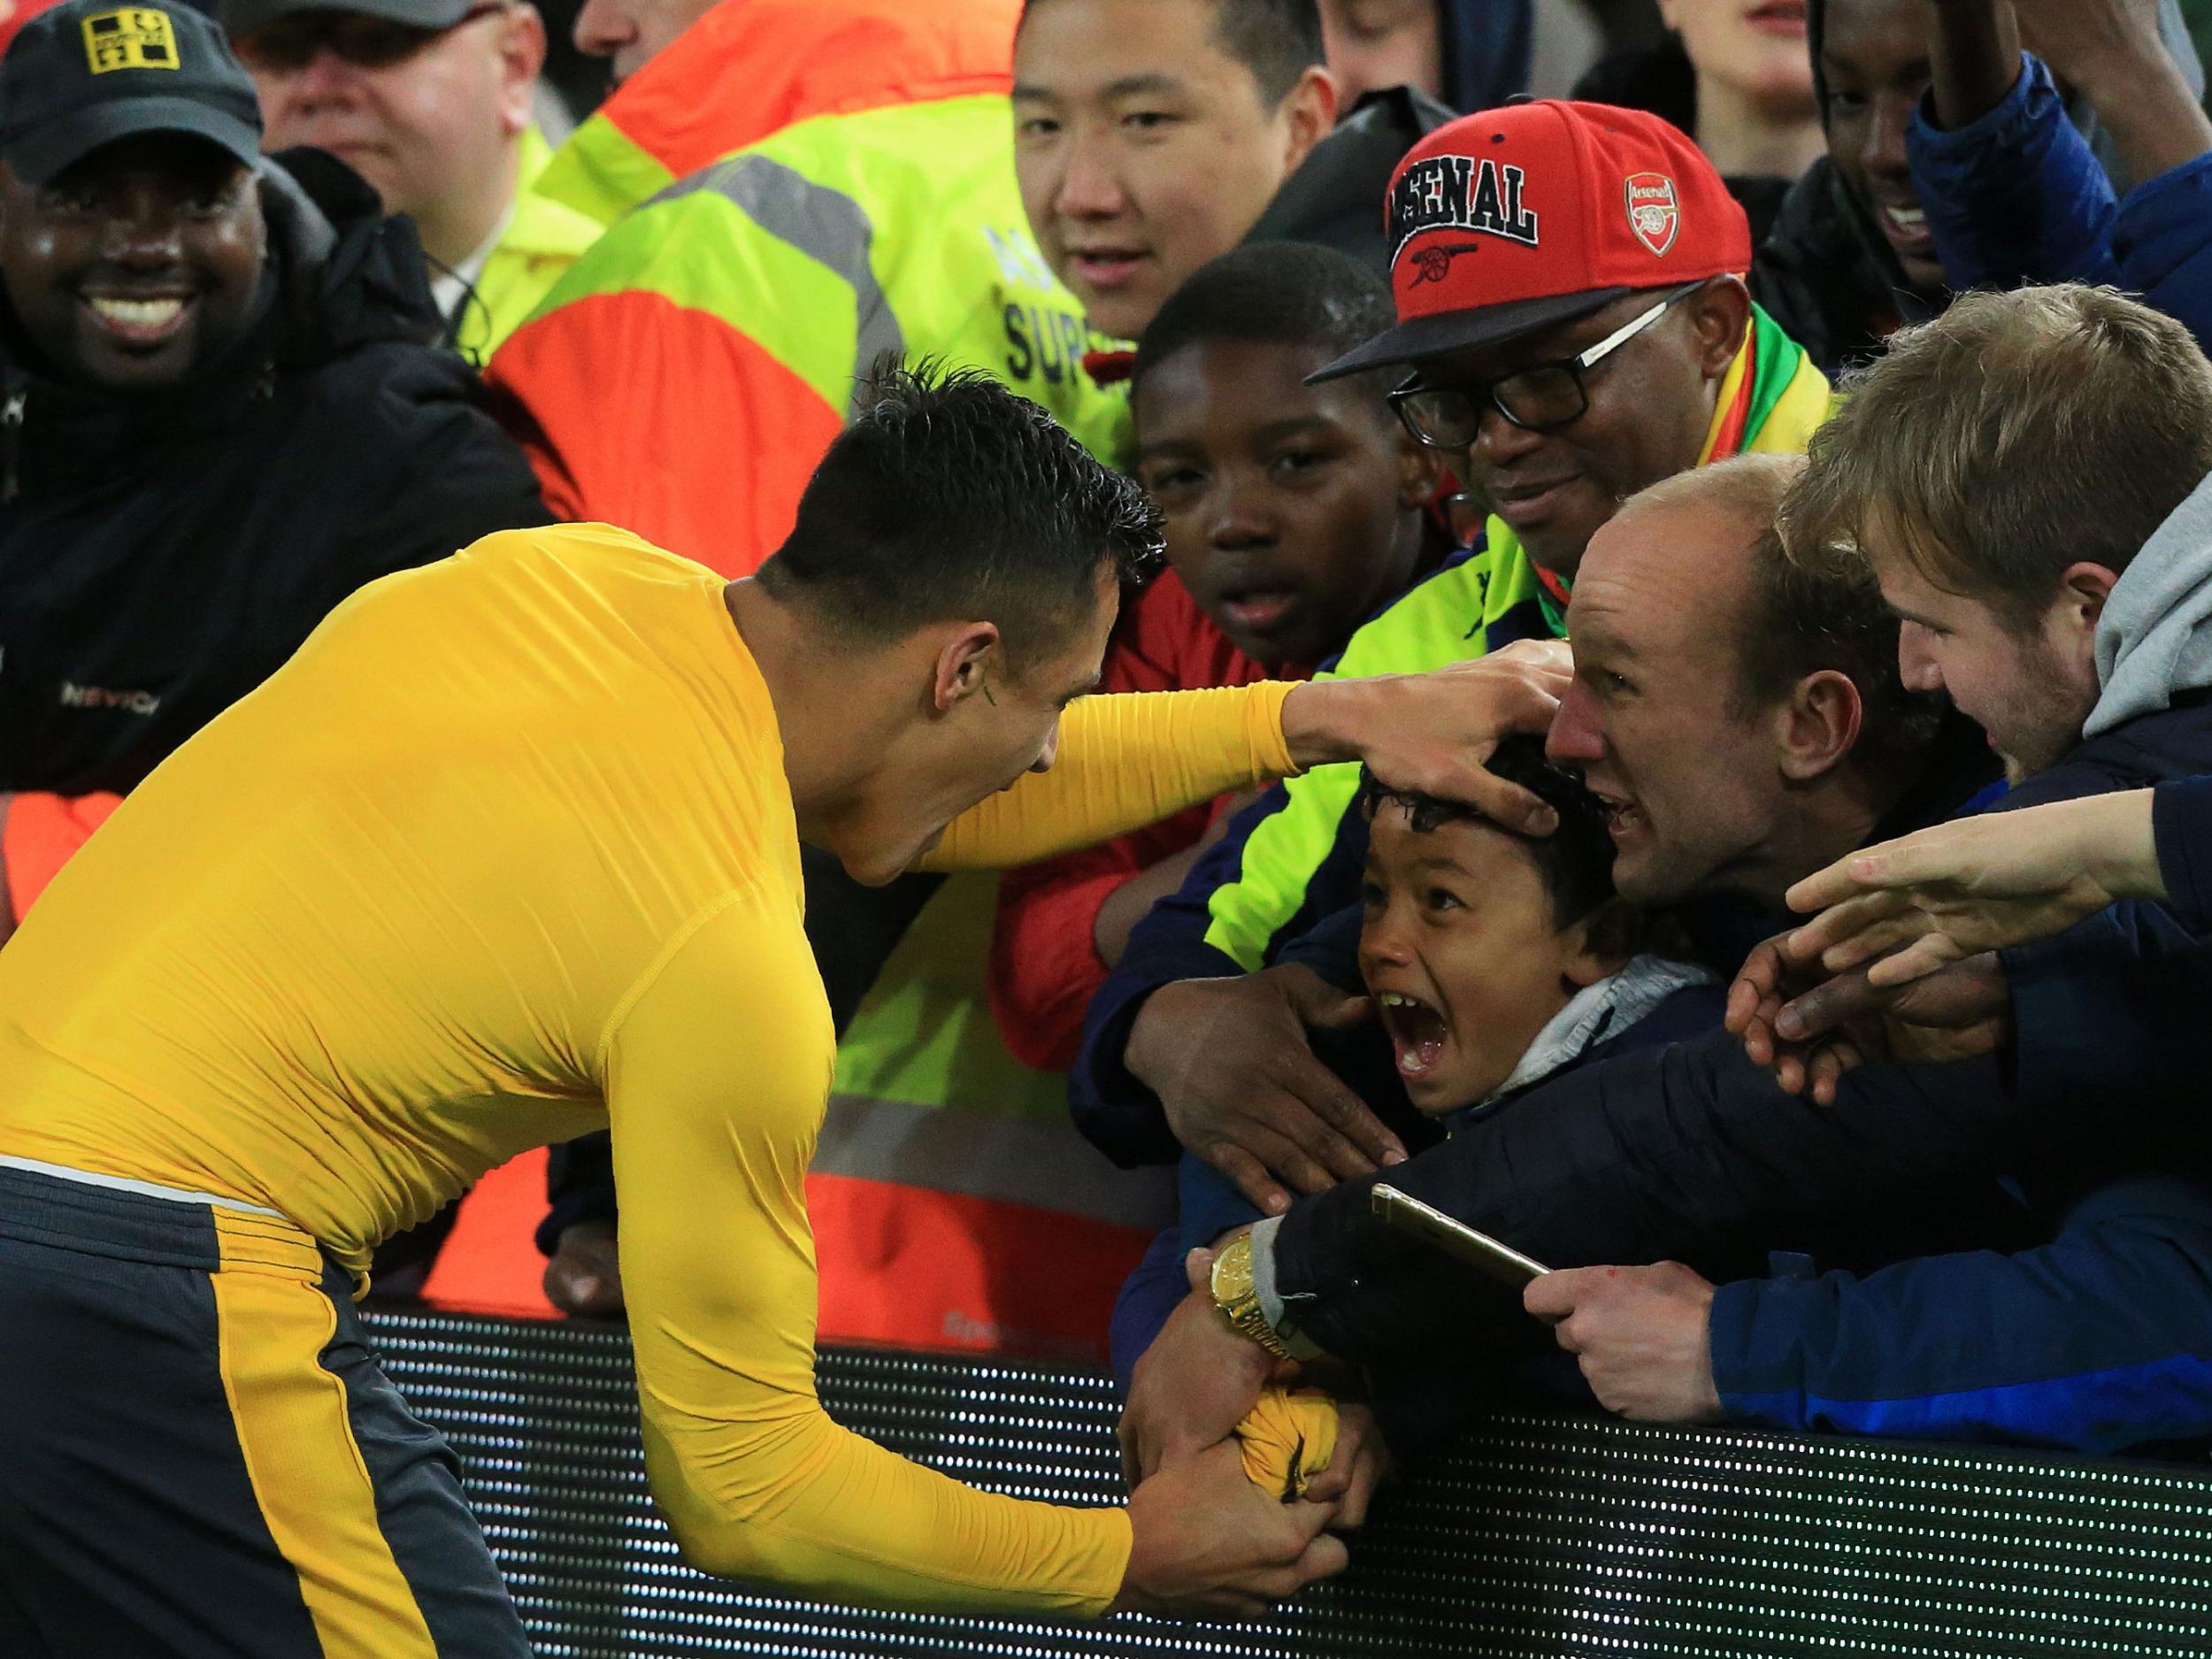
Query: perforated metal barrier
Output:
[[364, 1308, 2212, 1658]]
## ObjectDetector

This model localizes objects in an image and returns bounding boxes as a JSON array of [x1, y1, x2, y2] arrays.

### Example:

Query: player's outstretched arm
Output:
[[922, 641, 1571, 872], [604, 888, 1345, 1618]]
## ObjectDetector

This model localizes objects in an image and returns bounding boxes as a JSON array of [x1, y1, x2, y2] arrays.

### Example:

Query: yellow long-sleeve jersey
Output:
[[0, 523, 1300, 1618]]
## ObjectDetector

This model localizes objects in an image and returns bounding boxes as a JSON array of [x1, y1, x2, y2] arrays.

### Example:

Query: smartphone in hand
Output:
[[1371, 1184, 1551, 1290]]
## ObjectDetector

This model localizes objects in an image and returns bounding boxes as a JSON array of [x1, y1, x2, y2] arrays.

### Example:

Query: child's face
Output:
[[1133, 337, 1431, 669], [1356, 803, 1607, 1115]]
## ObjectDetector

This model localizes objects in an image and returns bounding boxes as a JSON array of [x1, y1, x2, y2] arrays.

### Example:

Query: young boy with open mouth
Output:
[[1356, 745, 1711, 1117], [1118, 738, 1721, 1496]]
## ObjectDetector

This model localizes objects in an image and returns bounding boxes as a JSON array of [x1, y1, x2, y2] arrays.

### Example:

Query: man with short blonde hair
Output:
[[1787, 283, 2212, 783], [1791, 283, 2212, 618]]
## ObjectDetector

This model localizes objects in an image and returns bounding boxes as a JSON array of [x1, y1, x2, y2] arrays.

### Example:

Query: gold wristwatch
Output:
[[1209, 1234, 1294, 1361]]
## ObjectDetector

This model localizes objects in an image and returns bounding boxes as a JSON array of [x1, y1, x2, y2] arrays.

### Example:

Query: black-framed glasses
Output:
[[232, 1, 506, 73], [1388, 283, 1702, 449]]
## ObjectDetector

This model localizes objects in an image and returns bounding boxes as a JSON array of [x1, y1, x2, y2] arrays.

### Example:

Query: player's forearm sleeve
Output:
[[604, 894, 1131, 1616], [919, 684, 1296, 871]]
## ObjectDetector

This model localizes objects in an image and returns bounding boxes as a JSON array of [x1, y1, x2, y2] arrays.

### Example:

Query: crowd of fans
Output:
[[7, 0, 2212, 1613]]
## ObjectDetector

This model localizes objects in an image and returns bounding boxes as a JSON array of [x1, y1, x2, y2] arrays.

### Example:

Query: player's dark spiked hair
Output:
[[758, 358, 1162, 670]]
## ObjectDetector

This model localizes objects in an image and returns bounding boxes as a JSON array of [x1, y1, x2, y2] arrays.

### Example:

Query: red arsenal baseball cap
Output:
[[1311, 100, 1752, 381]]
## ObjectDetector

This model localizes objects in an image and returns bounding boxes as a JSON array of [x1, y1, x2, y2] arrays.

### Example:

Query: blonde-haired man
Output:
[[1790, 282, 2212, 785]]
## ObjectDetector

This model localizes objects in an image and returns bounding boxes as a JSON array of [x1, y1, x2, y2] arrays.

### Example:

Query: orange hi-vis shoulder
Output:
[[529, 0, 1026, 216], [485, 0, 1131, 579]]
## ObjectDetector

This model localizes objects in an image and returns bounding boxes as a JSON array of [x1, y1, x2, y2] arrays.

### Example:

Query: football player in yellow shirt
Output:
[[0, 364, 1570, 1655]]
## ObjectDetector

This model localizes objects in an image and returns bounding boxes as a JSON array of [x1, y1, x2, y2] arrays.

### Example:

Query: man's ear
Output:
[[1394, 422, 1446, 510], [932, 622, 1002, 711], [1773, 668, 1863, 783], [2049, 561, 2120, 676], [1687, 275, 1753, 383], [496, 3, 550, 136], [1276, 65, 1340, 176]]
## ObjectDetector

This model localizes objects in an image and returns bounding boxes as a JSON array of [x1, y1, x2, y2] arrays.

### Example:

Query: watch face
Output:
[[1210, 1239, 1256, 1305]]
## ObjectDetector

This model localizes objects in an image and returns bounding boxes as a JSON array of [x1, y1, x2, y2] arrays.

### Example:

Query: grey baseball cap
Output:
[[219, 0, 480, 35]]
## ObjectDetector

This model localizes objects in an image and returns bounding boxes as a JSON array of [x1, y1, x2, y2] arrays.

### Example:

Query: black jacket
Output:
[[1245, 85, 1461, 280], [1752, 158, 1937, 380], [0, 149, 549, 796]]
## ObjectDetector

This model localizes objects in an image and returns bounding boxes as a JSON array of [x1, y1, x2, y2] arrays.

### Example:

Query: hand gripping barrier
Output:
[[363, 1307, 2212, 1657]]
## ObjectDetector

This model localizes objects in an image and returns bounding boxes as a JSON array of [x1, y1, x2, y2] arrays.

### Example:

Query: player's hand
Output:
[[543, 1218, 626, 1318], [1525, 1263, 1723, 1425], [1279, 641, 1572, 835], [1781, 790, 2157, 987], [1116, 1440, 1350, 1620], [1127, 964, 1402, 1215], [1120, 1266, 1276, 1489]]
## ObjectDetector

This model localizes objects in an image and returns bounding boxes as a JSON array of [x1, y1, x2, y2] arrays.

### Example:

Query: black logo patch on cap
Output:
[[82, 8, 180, 73], [1390, 156, 1539, 260]]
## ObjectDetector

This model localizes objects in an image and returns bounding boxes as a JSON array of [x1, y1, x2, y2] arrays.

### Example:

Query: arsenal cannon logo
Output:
[[1624, 173, 1679, 257]]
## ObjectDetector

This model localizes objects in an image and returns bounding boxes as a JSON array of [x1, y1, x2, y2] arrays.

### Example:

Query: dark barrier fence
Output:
[[364, 1307, 2212, 1658]]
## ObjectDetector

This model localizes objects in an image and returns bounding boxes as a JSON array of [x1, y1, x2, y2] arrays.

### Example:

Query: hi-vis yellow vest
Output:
[[450, 124, 601, 365], [486, 0, 1132, 579], [486, 0, 1150, 1358]]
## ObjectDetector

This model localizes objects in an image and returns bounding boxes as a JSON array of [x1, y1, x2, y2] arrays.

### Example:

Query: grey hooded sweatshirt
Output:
[[2086, 469, 2212, 739]]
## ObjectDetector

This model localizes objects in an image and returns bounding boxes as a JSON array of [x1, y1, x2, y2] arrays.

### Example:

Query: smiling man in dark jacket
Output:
[[0, 0, 547, 934], [1751, 0, 1947, 376]]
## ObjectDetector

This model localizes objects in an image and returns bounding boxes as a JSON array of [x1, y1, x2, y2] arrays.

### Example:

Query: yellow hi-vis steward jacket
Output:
[[485, 0, 1132, 579]]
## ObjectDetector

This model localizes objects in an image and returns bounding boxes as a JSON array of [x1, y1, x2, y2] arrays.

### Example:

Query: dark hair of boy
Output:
[[1786, 285, 2212, 624], [1132, 241, 1399, 403], [1019, 0, 1324, 105], [1358, 733, 1620, 931], [755, 358, 1164, 671]]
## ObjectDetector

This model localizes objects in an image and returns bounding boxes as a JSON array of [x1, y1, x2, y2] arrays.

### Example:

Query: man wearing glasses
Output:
[[1070, 101, 1836, 1216], [223, 0, 596, 358]]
